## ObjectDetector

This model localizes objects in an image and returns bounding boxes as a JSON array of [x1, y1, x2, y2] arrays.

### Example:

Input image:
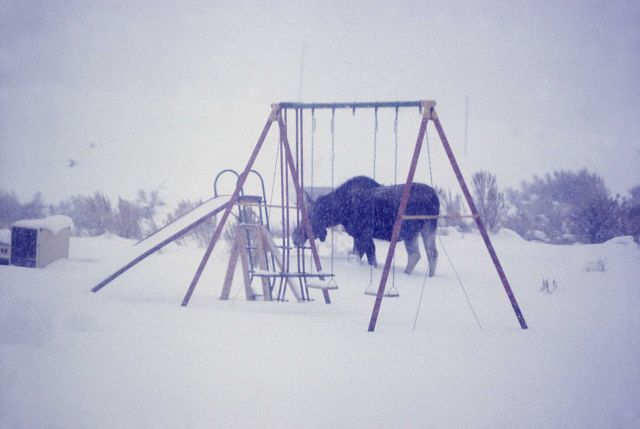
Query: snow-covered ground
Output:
[[1, 229, 639, 428]]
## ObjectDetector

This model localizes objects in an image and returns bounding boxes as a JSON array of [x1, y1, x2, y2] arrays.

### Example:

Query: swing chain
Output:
[[425, 123, 434, 185], [330, 108, 336, 274], [368, 108, 379, 289], [373, 107, 378, 180], [390, 107, 400, 294], [311, 108, 316, 192], [393, 107, 399, 185]]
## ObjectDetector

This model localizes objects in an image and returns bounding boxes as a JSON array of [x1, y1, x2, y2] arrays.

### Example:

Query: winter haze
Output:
[[1, 0, 639, 205]]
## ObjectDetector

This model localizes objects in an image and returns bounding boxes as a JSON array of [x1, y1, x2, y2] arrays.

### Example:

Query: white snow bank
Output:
[[0, 230, 639, 428], [0, 229, 10, 244], [13, 215, 73, 234]]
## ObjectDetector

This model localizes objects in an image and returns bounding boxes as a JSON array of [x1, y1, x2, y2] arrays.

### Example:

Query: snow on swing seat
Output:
[[305, 276, 338, 290], [364, 284, 399, 298]]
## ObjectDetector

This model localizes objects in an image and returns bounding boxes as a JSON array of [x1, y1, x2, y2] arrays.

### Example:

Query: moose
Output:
[[292, 176, 440, 276]]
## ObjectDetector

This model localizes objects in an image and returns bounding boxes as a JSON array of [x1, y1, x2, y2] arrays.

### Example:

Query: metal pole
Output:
[[431, 111, 528, 329], [367, 102, 435, 332], [277, 112, 331, 304], [276, 114, 324, 273], [297, 108, 308, 300], [278, 111, 288, 300], [181, 104, 280, 307]]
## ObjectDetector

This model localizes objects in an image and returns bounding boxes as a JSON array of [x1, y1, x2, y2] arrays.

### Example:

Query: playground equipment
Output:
[[91, 100, 527, 333], [181, 100, 526, 332]]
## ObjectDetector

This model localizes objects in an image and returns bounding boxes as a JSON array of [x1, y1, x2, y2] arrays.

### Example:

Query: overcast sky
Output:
[[1, 0, 638, 206]]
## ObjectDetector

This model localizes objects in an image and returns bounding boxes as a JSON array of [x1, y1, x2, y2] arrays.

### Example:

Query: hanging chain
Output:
[[311, 109, 316, 192], [391, 107, 400, 292], [413, 127, 432, 329], [411, 124, 483, 331], [306, 109, 317, 275], [373, 107, 378, 180], [368, 108, 379, 289], [393, 107, 399, 185], [331, 109, 336, 273], [425, 125, 434, 186]]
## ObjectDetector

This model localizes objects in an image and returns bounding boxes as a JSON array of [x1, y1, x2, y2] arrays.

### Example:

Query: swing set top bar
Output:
[[277, 100, 435, 110]]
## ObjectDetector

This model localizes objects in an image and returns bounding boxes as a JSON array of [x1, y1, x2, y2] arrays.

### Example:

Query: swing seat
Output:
[[364, 285, 399, 298], [306, 277, 339, 290]]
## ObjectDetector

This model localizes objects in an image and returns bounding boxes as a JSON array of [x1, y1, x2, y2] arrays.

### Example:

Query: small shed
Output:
[[11, 215, 73, 268], [0, 229, 10, 265]]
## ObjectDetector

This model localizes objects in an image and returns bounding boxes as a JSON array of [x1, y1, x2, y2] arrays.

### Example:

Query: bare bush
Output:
[[471, 170, 505, 233], [436, 188, 471, 232], [0, 191, 46, 228], [163, 199, 217, 247], [504, 170, 622, 244]]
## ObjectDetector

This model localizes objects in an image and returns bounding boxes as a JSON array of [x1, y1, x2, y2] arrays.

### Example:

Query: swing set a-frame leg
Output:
[[367, 102, 433, 331], [431, 111, 527, 329], [367, 102, 528, 332]]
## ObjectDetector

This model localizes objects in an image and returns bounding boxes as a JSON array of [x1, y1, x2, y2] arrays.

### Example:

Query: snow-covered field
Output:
[[1, 229, 639, 428]]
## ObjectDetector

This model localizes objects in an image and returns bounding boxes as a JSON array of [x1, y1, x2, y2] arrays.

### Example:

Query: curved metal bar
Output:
[[213, 169, 241, 198]]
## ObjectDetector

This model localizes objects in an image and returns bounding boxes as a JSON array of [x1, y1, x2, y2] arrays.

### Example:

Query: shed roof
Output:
[[13, 215, 73, 234]]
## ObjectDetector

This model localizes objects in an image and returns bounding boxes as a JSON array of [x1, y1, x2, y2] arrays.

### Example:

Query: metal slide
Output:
[[91, 195, 231, 293]]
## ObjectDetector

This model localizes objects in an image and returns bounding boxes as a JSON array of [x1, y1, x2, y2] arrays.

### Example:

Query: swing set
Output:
[[91, 99, 528, 332]]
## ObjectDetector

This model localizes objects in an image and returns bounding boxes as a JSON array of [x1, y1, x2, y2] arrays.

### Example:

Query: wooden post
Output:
[[221, 236, 240, 300], [236, 230, 254, 300], [253, 226, 273, 300], [221, 223, 302, 303]]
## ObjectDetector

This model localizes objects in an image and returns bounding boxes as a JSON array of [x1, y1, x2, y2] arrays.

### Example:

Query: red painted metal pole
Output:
[[367, 102, 435, 332], [431, 111, 528, 329], [181, 104, 280, 307]]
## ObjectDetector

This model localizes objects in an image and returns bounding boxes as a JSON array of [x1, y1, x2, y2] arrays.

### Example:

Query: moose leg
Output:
[[351, 242, 364, 260], [404, 236, 421, 274], [421, 224, 438, 277], [356, 236, 377, 268], [366, 239, 378, 268]]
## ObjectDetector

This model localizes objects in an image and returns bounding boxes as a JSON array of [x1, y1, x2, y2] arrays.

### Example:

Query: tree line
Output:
[[1, 168, 638, 245], [441, 169, 640, 244], [0, 190, 215, 246]]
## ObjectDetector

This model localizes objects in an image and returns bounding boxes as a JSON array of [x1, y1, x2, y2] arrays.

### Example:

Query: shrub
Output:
[[504, 170, 621, 244], [52, 192, 114, 236], [620, 186, 640, 244], [436, 187, 471, 232], [114, 198, 144, 239], [52, 190, 164, 239], [584, 258, 606, 272], [0, 191, 46, 228], [163, 199, 217, 247], [540, 278, 558, 294], [471, 170, 505, 233]]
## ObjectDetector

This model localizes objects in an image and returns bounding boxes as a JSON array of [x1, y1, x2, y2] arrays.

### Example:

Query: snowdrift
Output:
[[1, 230, 638, 428]]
